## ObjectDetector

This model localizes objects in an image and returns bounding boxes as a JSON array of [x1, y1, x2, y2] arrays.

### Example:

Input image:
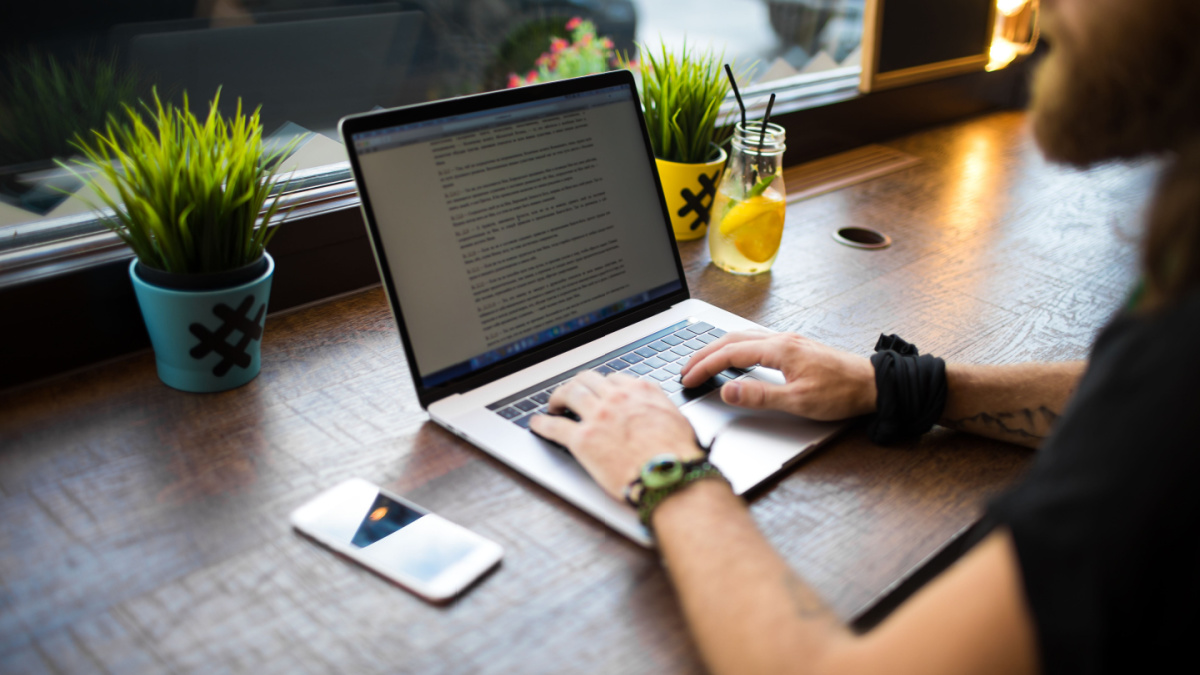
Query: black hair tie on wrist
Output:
[[866, 334, 948, 445]]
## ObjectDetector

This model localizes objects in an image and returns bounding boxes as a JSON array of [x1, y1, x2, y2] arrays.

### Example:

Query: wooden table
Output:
[[0, 111, 1158, 674]]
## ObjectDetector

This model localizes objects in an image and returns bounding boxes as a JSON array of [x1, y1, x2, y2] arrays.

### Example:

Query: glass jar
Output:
[[708, 122, 787, 275]]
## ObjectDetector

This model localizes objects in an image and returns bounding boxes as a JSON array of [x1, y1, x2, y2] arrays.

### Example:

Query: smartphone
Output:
[[290, 478, 503, 601]]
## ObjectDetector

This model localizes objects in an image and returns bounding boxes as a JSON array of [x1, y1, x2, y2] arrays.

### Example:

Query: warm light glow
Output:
[[369, 506, 388, 521], [988, 40, 1021, 72], [996, 0, 1029, 17], [939, 128, 1002, 244], [988, 0, 1039, 71]]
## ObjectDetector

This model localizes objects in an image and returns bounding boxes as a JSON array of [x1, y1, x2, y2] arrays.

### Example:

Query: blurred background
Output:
[[0, 0, 863, 229]]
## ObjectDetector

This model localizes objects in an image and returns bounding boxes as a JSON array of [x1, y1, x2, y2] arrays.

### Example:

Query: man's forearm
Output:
[[653, 480, 852, 675], [939, 361, 1085, 449], [650, 478, 1041, 675]]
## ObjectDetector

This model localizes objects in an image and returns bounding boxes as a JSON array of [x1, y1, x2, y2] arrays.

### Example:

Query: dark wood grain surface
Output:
[[0, 111, 1158, 674]]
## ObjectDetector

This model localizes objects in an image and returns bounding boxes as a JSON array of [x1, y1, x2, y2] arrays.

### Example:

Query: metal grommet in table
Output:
[[832, 226, 892, 250]]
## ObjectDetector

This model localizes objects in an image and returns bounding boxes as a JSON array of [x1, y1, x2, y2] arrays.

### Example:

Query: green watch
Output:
[[624, 453, 726, 527]]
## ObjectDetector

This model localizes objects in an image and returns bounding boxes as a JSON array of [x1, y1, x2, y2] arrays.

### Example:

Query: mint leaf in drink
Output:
[[748, 174, 777, 199]]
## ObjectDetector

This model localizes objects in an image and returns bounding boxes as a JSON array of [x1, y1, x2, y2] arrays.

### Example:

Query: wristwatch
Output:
[[624, 453, 726, 527]]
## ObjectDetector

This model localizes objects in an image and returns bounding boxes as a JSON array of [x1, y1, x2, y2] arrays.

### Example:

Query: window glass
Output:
[[0, 0, 862, 257], [630, 0, 863, 82]]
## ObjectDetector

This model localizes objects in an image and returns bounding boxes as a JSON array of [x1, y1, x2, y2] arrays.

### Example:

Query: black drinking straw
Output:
[[725, 64, 747, 129], [757, 93, 776, 153], [757, 93, 776, 178]]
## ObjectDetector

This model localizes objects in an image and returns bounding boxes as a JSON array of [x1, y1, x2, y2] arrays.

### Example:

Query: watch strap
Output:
[[627, 458, 726, 527]]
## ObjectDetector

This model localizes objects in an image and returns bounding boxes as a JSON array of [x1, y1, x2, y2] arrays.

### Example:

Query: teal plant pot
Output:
[[129, 253, 275, 393]]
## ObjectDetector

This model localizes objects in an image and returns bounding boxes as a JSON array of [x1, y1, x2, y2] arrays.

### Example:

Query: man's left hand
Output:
[[529, 371, 704, 500]]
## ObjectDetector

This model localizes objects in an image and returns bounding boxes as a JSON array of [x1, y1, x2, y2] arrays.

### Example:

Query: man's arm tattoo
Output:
[[945, 405, 1061, 441]]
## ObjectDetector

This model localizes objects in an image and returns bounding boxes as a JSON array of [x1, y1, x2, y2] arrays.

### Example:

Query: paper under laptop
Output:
[[341, 71, 844, 546]]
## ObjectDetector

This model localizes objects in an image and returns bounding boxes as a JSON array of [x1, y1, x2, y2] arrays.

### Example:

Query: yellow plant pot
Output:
[[655, 147, 728, 241]]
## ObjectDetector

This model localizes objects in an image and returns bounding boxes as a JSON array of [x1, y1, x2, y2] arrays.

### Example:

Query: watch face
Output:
[[641, 454, 683, 489]]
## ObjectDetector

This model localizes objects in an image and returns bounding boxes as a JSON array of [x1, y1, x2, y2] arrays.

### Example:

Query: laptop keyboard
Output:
[[487, 320, 749, 429]]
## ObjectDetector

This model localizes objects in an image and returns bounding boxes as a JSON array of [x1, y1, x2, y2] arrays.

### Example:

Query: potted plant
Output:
[[61, 89, 301, 392], [628, 42, 737, 240]]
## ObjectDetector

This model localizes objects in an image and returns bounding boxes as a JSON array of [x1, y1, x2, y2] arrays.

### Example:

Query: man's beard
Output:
[[1030, 1, 1200, 167]]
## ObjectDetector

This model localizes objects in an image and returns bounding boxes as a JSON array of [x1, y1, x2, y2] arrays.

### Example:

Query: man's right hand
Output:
[[680, 331, 877, 421]]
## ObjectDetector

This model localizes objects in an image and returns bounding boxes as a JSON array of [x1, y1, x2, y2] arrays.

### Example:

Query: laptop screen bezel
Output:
[[341, 70, 692, 409]]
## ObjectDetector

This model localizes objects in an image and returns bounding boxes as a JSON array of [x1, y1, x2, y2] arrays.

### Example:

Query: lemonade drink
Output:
[[709, 121, 786, 275], [710, 184, 786, 274]]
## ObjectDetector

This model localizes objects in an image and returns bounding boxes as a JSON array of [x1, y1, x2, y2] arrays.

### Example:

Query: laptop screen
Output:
[[349, 79, 684, 389]]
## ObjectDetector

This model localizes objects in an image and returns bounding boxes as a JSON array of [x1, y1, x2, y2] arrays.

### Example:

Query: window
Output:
[[1, 0, 1036, 389], [0, 0, 866, 283]]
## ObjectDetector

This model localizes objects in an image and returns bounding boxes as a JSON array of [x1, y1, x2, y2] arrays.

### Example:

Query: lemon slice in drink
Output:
[[718, 194, 785, 263]]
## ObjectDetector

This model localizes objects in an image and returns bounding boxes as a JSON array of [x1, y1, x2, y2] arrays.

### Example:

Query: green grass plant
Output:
[[627, 41, 736, 164], [61, 89, 302, 274]]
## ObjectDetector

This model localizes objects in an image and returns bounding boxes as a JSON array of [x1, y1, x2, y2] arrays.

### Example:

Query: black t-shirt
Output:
[[986, 289, 1200, 673]]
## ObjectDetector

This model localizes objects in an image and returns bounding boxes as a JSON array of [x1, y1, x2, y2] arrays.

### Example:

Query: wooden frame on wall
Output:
[[861, 0, 997, 93]]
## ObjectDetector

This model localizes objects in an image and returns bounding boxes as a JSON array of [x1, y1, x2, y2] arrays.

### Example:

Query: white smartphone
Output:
[[290, 478, 503, 602]]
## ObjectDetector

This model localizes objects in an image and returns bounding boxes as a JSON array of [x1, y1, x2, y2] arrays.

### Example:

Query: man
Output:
[[530, 0, 1200, 672]]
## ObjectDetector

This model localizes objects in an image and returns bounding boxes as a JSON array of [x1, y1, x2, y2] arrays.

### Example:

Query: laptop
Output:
[[340, 70, 844, 546]]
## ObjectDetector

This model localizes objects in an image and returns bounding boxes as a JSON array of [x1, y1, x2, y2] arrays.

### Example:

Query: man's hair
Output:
[[1144, 139, 1200, 309], [1134, 5, 1200, 309], [1031, 0, 1200, 309]]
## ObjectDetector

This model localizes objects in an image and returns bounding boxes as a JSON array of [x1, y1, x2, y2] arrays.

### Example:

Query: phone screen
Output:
[[347, 493, 479, 585], [350, 492, 424, 548], [292, 479, 502, 594]]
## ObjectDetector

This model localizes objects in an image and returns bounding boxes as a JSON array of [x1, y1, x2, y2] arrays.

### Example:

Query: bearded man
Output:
[[530, 0, 1200, 672]]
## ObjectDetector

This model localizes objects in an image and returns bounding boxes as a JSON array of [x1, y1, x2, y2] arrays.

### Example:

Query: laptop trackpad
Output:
[[682, 372, 843, 494]]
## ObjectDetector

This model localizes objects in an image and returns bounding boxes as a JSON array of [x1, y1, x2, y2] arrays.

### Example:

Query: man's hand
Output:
[[529, 370, 704, 500], [680, 331, 876, 421]]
